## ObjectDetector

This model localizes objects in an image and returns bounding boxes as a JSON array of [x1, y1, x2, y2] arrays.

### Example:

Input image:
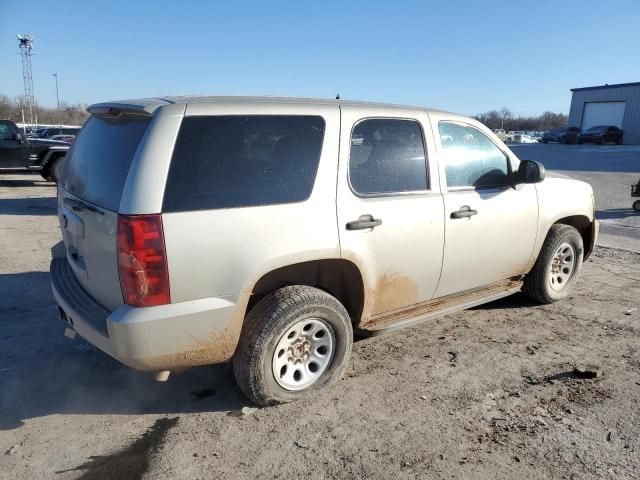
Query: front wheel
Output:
[[633, 200, 640, 212], [233, 286, 353, 406], [523, 224, 584, 304]]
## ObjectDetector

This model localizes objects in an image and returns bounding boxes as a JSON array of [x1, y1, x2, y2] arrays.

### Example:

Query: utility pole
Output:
[[16, 34, 35, 126], [53, 73, 60, 109]]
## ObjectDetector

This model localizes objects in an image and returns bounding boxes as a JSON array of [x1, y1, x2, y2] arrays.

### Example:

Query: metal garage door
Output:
[[582, 102, 626, 130]]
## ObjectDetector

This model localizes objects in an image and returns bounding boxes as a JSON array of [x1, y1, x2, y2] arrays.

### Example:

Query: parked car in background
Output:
[[541, 126, 581, 144], [0, 119, 69, 182], [49, 134, 76, 144], [51, 96, 597, 406], [518, 134, 538, 144], [577, 126, 624, 145], [492, 128, 508, 142], [30, 127, 81, 139]]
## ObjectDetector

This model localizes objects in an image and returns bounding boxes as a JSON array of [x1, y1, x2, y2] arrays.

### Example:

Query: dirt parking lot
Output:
[[1, 145, 639, 479]]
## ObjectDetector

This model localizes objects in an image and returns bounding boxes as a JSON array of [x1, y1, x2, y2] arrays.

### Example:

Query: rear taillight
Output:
[[117, 214, 170, 307]]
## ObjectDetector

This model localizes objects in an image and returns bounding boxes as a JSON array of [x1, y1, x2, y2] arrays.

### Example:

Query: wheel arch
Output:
[[246, 259, 365, 326], [39, 149, 67, 178], [552, 214, 595, 260]]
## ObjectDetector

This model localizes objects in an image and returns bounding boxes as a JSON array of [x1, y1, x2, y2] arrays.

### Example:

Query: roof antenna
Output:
[[336, 93, 340, 100]]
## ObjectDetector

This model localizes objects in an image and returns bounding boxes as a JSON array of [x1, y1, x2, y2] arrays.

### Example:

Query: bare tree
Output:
[[0, 93, 89, 125], [474, 108, 567, 132], [500, 107, 512, 129]]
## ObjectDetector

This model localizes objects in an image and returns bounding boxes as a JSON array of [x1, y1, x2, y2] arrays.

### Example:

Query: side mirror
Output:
[[515, 160, 545, 184], [14, 132, 24, 144]]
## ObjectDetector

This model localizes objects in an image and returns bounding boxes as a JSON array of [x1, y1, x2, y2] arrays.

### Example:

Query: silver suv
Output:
[[50, 96, 598, 405]]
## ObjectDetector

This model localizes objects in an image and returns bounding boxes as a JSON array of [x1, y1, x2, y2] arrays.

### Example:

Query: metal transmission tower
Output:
[[16, 34, 35, 126]]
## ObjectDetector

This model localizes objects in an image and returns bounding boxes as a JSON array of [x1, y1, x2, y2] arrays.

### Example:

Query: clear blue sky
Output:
[[1, 0, 639, 116]]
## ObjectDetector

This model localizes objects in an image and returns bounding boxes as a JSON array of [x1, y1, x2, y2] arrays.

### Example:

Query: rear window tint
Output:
[[163, 115, 325, 212], [62, 114, 151, 211]]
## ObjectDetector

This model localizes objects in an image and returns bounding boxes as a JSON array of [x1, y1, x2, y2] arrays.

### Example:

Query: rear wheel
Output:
[[233, 286, 353, 406], [616, 137, 623, 145], [523, 224, 584, 304], [598, 136, 606, 145], [44, 155, 64, 184], [633, 200, 640, 212]]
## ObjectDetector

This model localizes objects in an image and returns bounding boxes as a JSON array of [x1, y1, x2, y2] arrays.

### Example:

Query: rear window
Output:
[[163, 115, 325, 212], [62, 114, 151, 211]]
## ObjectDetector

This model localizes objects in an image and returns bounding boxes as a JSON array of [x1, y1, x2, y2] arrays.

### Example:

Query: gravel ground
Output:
[[1, 172, 639, 480]]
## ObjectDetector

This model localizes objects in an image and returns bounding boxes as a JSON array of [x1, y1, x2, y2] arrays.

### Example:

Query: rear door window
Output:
[[62, 114, 151, 211], [163, 115, 325, 212], [348, 118, 427, 195]]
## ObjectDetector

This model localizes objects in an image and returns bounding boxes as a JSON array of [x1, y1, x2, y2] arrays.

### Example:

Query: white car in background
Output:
[[518, 134, 538, 144]]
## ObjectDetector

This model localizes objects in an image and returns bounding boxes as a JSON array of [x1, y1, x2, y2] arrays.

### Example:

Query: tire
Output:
[[233, 285, 353, 406], [616, 138, 623, 145], [598, 137, 606, 145], [542, 139, 548, 144], [633, 200, 640, 212], [577, 140, 583, 145], [523, 224, 584, 304], [44, 155, 64, 184]]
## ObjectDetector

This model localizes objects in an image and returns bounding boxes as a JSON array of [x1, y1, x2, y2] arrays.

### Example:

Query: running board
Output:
[[358, 278, 523, 336]]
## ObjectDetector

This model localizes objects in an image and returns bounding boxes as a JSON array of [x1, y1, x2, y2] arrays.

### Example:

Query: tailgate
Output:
[[58, 192, 122, 311]]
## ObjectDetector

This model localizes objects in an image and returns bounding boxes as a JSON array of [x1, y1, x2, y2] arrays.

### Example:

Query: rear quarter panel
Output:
[[160, 103, 341, 303]]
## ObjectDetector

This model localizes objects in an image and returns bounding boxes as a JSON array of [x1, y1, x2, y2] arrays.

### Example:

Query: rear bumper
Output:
[[50, 246, 245, 371]]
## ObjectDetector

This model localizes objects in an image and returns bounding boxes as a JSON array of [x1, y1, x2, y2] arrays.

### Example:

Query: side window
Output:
[[163, 115, 325, 212], [439, 122, 510, 189], [0, 123, 14, 140], [349, 119, 427, 195]]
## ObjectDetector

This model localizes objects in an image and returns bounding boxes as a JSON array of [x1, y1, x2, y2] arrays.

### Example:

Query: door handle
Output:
[[451, 206, 478, 219], [346, 214, 382, 230]]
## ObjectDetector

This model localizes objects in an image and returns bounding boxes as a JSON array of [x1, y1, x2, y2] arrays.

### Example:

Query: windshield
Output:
[[62, 113, 151, 211], [586, 126, 607, 132]]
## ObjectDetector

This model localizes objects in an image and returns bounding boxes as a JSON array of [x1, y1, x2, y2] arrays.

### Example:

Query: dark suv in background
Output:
[[541, 126, 581, 144], [0, 119, 69, 182], [577, 126, 624, 145]]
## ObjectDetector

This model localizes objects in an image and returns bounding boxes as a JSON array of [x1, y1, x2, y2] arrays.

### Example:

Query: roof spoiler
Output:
[[87, 98, 174, 116]]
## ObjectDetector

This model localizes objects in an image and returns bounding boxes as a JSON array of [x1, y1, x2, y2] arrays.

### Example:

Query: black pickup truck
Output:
[[0, 119, 70, 183]]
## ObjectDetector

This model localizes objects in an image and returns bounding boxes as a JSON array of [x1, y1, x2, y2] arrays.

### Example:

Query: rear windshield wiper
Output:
[[63, 197, 105, 215]]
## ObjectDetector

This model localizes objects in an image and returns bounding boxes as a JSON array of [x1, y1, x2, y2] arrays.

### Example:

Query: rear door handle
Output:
[[346, 214, 382, 230], [451, 206, 478, 219]]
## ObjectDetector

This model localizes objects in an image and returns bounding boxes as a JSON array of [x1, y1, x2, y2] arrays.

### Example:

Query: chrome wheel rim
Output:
[[549, 243, 576, 291], [272, 318, 335, 391]]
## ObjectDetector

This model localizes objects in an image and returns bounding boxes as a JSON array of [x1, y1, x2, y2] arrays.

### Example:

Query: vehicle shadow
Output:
[[471, 292, 539, 310], [0, 178, 53, 188], [596, 209, 638, 221], [0, 271, 248, 431], [0, 196, 57, 216]]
